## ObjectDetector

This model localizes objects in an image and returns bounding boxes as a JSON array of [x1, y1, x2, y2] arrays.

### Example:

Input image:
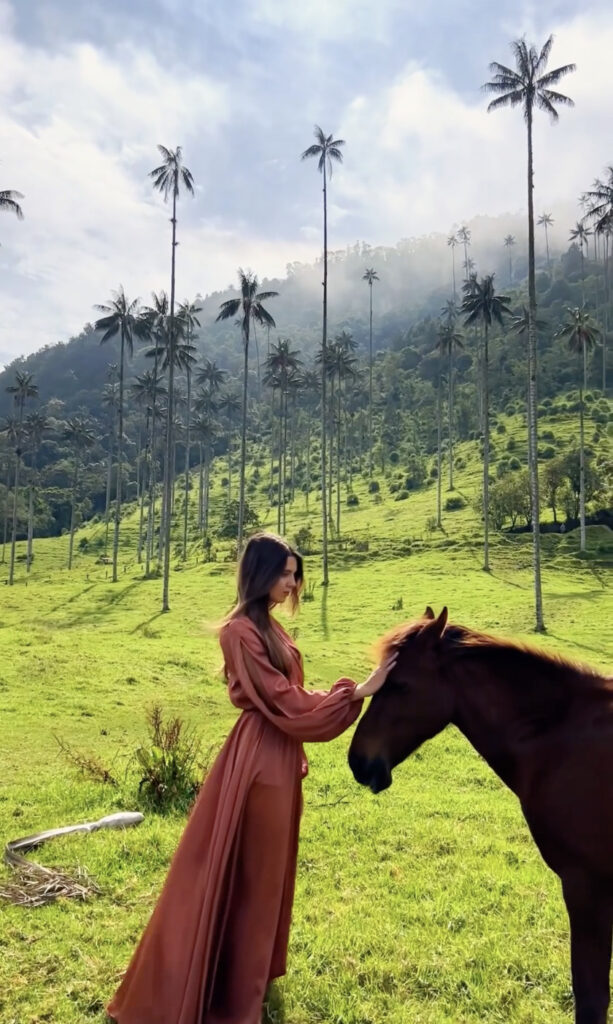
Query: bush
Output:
[[496, 422, 506, 434], [389, 451, 400, 465], [454, 457, 466, 470], [346, 493, 359, 507], [389, 481, 400, 494], [509, 457, 522, 470], [506, 437, 517, 452], [538, 445, 556, 460], [541, 430, 555, 441], [444, 495, 466, 511], [217, 499, 259, 538], [368, 480, 380, 493], [429, 466, 438, 479], [135, 705, 203, 812], [394, 489, 409, 501], [497, 459, 510, 478], [294, 525, 314, 554]]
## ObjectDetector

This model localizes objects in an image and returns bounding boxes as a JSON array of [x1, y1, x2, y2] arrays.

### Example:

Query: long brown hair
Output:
[[224, 532, 303, 674]]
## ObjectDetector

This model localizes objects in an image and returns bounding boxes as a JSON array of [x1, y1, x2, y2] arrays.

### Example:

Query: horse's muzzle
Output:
[[348, 751, 392, 794]]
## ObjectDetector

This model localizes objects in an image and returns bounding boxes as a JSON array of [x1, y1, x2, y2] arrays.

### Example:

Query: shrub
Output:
[[538, 445, 556, 460], [368, 480, 380, 493], [509, 457, 522, 470], [346, 494, 359, 507], [135, 704, 203, 812], [445, 495, 466, 511], [389, 451, 400, 465], [395, 489, 409, 501], [506, 437, 517, 452], [496, 422, 506, 434], [389, 481, 400, 494], [294, 525, 314, 554], [429, 465, 438, 479], [454, 456, 466, 470], [497, 459, 510, 478], [217, 499, 259, 538], [541, 430, 555, 441]]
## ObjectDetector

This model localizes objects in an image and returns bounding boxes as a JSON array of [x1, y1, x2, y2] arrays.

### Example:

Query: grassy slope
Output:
[[0, 405, 611, 1024]]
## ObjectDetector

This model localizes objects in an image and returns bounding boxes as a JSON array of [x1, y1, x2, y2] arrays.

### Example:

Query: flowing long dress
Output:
[[107, 615, 362, 1024]]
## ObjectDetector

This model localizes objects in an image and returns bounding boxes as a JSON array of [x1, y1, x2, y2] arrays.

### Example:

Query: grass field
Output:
[[0, 404, 611, 1023]]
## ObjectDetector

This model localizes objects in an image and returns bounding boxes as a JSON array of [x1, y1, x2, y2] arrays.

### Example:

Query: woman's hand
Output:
[[352, 652, 398, 701]]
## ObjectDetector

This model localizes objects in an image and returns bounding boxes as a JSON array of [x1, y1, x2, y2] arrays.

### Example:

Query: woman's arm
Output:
[[221, 619, 392, 742]]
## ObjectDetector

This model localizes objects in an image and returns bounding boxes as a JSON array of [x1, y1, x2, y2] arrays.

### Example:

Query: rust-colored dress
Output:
[[107, 615, 362, 1024]]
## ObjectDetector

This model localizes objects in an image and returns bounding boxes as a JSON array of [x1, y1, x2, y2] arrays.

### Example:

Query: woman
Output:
[[107, 532, 395, 1024]]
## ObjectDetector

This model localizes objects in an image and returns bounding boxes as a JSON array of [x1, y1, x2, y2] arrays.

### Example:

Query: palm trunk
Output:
[[448, 348, 454, 490], [9, 402, 24, 586], [146, 347, 159, 574], [227, 413, 233, 503], [282, 386, 289, 534], [603, 234, 609, 393], [328, 375, 334, 531], [336, 379, 341, 538], [368, 281, 373, 478], [436, 371, 442, 528], [483, 325, 490, 572], [204, 445, 211, 533], [183, 365, 192, 559], [162, 188, 178, 611], [321, 163, 329, 584], [306, 411, 311, 512], [104, 434, 113, 559], [68, 457, 79, 570], [451, 246, 456, 300], [544, 223, 550, 271], [138, 410, 150, 566], [526, 104, 545, 631], [237, 325, 249, 552], [26, 482, 34, 573], [136, 425, 144, 563], [579, 352, 586, 552], [277, 388, 283, 534], [112, 327, 125, 584]]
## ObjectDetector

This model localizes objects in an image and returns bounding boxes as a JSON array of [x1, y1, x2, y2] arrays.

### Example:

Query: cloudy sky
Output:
[[1, 0, 611, 365]]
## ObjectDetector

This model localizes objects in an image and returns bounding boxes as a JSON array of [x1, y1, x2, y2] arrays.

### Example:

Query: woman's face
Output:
[[269, 555, 299, 606]]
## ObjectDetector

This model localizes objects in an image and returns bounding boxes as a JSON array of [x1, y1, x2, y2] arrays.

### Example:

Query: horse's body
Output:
[[348, 608, 613, 1024]]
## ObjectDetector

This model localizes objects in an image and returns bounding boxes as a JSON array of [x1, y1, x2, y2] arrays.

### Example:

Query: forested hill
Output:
[[0, 204, 600, 421]]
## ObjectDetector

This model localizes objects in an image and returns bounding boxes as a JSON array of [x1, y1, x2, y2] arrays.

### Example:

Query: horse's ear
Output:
[[424, 605, 435, 620], [424, 605, 448, 641]]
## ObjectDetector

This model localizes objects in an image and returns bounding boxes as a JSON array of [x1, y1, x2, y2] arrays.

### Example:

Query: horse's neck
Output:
[[450, 661, 552, 795]]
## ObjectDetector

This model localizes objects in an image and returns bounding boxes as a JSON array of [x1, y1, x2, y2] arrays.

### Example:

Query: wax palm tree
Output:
[[265, 340, 302, 533], [130, 369, 166, 564], [301, 125, 345, 584], [457, 227, 472, 283], [5, 371, 38, 585], [362, 268, 379, 478], [300, 368, 320, 511], [447, 234, 458, 299], [191, 414, 217, 534], [94, 287, 146, 582], [538, 212, 554, 270], [331, 337, 357, 537], [437, 310, 464, 490], [462, 274, 512, 571], [582, 166, 613, 234], [149, 145, 195, 610], [569, 221, 592, 310], [141, 291, 169, 571], [23, 411, 47, 573], [555, 308, 601, 551], [504, 234, 516, 285], [64, 416, 96, 570], [101, 367, 119, 559], [176, 300, 202, 559], [0, 429, 12, 563], [216, 270, 278, 550], [483, 35, 575, 632], [217, 390, 240, 503]]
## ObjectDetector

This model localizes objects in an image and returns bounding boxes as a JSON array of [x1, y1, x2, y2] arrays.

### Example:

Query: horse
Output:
[[348, 607, 613, 1024]]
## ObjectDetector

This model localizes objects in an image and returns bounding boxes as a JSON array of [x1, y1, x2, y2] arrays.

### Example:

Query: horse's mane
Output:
[[378, 618, 611, 693]]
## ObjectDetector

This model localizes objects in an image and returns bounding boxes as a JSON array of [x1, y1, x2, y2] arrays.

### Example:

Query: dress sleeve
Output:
[[220, 619, 363, 742]]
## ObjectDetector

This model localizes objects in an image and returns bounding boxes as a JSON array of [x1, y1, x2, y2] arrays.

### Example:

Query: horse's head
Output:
[[348, 606, 455, 793]]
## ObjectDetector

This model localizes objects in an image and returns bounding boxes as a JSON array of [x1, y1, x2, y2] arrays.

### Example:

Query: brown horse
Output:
[[348, 607, 613, 1024]]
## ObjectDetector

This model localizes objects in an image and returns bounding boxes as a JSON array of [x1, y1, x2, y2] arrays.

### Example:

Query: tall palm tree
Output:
[[569, 221, 592, 311], [300, 368, 320, 511], [509, 306, 549, 472], [504, 234, 516, 285], [149, 145, 195, 611], [176, 300, 202, 559], [216, 269, 278, 551], [538, 212, 554, 270], [5, 371, 38, 585], [447, 234, 458, 299], [217, 390, 240, 503], [331, 336, 357, 537], [101, 366, 119, 559], [437, 308, 464, 490], [301, 125, 345, 584], [457, 227, 472, 283], [130, 369, 166, 565], [555, 307, 601, 551], [23, 412, 47, 573], [484, 35, 575, 632], [265, 339, 302, 534], [142, 291, 169, 572], [191, 414, 217, 534], [462, 274, 512, 572], [362, 268, 379, 478], [64, 416, 96, 569], [94, 287, 145, 583]]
